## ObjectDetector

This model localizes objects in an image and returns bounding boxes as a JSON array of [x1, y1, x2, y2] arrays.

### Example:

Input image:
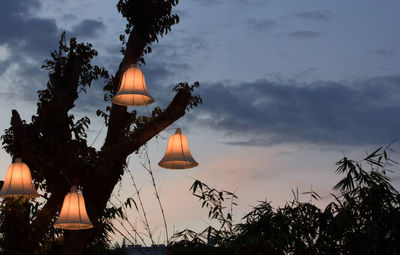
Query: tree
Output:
[[168, 146, 400, 254], [0, 0, 201, 254]]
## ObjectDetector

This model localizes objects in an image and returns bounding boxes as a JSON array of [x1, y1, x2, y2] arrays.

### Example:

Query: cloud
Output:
[[245, 18, 276, 32], [174, 9, 188, 18], [365, 49, 396, 57], [289, 30, 321, 38], [61, 13, 79, 22], [71, 19, 106, 39], [194, 0, 265, 7], [238, 0, 267, 5], [0, 0, 64, 105], [194, 0, 220, 6], [294, 67, 318, 80], [296, 10, 331, 21], [188, 76, 400, 146], [0, 44, 11, 63], [0, 1, 109, 113], [0, 0, 60, 59]]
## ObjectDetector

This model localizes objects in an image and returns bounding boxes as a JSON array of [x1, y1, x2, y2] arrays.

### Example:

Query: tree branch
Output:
[[126, 88, 193, 155]]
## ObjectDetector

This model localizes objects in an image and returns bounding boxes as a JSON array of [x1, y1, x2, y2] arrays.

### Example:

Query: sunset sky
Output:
[[0, 0, 400, 244]]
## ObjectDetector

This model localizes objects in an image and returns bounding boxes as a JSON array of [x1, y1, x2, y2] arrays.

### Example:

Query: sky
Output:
[[0, 0, 400, 245]]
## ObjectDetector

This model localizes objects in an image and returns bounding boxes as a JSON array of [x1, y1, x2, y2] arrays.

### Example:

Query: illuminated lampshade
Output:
[[158, 128, 199, 169], [54, 186, 93, 230], [111, 65, 155, 106], [0, 158, 39, 199]]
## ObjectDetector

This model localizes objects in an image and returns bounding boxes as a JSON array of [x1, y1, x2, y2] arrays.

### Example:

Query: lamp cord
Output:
[[89, 122, 105, 147], [59, 170, 72, 186]]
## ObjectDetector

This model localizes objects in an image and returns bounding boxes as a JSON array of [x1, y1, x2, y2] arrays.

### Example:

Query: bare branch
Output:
[[127, 170, 155, 245], [141, 148, 169, 243]]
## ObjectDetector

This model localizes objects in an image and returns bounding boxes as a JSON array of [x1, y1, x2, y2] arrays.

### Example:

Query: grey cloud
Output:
[[238, 0, 267, 5], [71, 19, 106, 39], [365, 49, 395, 57], [0, 0, 59, 58], [188, 76, 400, 146], [296, 10, 331, 21], [194, 0, 265, 7], [73, 79, 108, 114], [0, 1, 109, 111], [225, 139, 276, 147], [174, 9, 188, 18], [195, 0, 220, 6], [62, 13, 79, 22], [0, 0, 62, 105], [289, 30, 321, 38], [295, 67, 318, 80], [142, 40, 198, 91], [0, 0, 40, 17], [245, 18, 276, 32]]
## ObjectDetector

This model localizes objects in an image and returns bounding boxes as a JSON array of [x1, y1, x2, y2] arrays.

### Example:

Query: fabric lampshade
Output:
[[111, 65, 155, 106], [158, 128, 199, 169], [54, 186, 93, 230], [0, 158, 39, 199]]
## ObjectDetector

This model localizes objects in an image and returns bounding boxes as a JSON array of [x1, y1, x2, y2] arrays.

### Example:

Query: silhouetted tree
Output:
[[168, 146, 400, 255], [0, 0, 201, 254]]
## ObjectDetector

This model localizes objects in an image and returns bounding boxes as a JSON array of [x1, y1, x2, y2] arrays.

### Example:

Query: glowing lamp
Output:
[[158, 128, 199, 169], [111, 65, 155, 106], [0, 158, 39, 199], [54, 186, 93, 230]]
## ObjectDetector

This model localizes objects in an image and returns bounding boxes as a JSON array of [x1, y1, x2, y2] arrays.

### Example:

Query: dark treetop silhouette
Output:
[[167, 146, 400, 255], [0, 0, 201, 254]]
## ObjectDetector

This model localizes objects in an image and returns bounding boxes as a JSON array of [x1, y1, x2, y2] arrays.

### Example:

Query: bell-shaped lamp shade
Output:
[[111, 65, 155, 106], [0, 158, 39, 199], [158, 128, 199, 169], [54, 186, 93, 230]]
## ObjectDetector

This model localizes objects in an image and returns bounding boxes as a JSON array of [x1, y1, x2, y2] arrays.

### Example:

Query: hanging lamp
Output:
[[111, 64, 155, 106], [54, 186, 93, 230], [158, 128, 199, 169], [0, 157, 39, 199]]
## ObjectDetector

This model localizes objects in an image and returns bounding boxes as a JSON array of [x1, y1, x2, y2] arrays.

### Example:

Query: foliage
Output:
[[173, 81, 202, 110], [117, 0, 180, 63], [168, 146, 400, 255]]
